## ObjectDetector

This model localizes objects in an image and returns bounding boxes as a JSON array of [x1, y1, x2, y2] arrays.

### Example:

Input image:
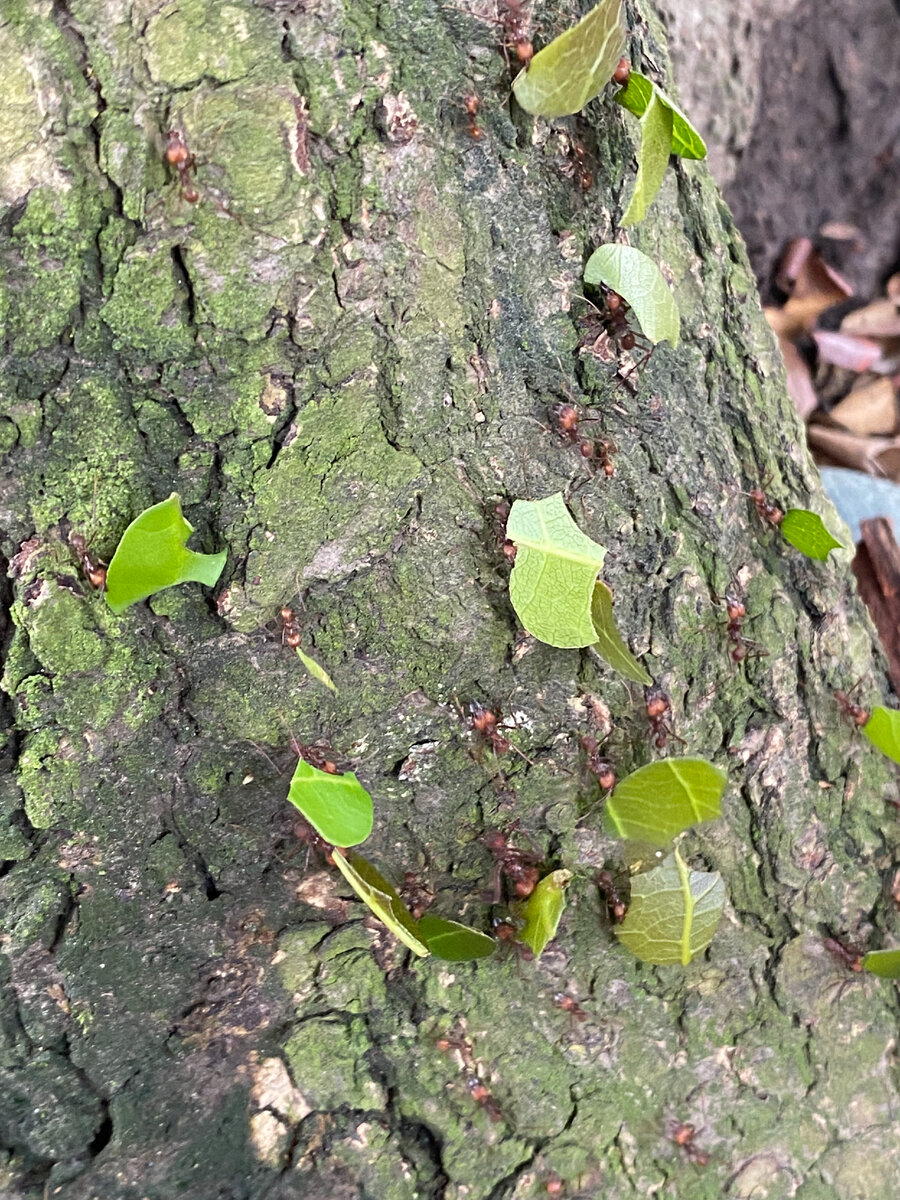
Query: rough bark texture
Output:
[[1, 2, 898, 1199]]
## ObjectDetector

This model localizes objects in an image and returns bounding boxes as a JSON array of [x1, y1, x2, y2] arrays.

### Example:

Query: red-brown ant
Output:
[[466, 1075, 503, 1121], [280, 606, 302, 649], [543, 1174, 564, 1197], [462, 93, 484, 140], [469, 702, 513, 756], [579, 292, 653, 376], [290, 738, 340, 775], [746, 482, 784, 527], [562, 138, 593, 192], [553, 991, 588, 1021], [823, 936, 863, 972], [498, 0, 533, 70], [596, 869, 627, 923], [723, 593, 767, 664], [644, 686, 683, 752], [491, 914, 535, 961], [69, 532, 107, 590], [612, 56, 631, 86], [489, 499, 517, 562], [667, 1120, 709, 1167], [835, 687, 869, 728], [483, 827, 542, 901], [291, 814, 337, 867], [399, 871, 433, 920], [165, 129, 200, 204], [581, 735, 616, 791], [550, 404, 617, 476]]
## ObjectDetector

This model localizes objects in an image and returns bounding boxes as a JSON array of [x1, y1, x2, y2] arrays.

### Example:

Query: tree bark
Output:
[[1, 2, 897, 1198]]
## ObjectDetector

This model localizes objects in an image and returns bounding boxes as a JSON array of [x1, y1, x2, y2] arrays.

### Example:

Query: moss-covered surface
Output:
[[1, 1, 899, 1197]]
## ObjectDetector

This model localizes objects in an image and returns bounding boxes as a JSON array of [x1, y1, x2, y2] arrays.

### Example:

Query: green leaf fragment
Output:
[[584, 244, 680, 347], [616, 848, 724, 965], [296, 647, 338, 693], [416, 915, 496, 962], [507, 493, 607, 648], [604, 758, 726, 847], [615, 71, 707, 159], [520, 869, 572, 959], [512, 0, 626, 118], [861, 948, 900, 979], [590, 581, 652, 684], [862, 705, 900, 765], [621, 87, 673, 227], [105, 493, 227, 614], [331, 850, 429, 957], [287, 759, 373, 847], [780, 509, 844, 560]]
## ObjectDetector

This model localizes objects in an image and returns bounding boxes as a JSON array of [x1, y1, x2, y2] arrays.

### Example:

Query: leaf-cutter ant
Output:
[[280, 606, 302, 649], [488, 499, 517, 562], [612, 56, 631, 86], [667, 1120, 709, 1167], [823, 936, 863, 972], [745, 481, 784, 527], [561, 137, 593, 192], [581, 734, 616, 791], [497, 0, 533, 70], [550, 404, 617, 476], [466, 1075, 503, 1121], [578, 292, 653, 379], [290, 736, 340, 775], [491, 914, 535, 961], [291, 814, 337, 867], [553, 991, 587, 1021], [469, 702, 512, 756], [399, 870, 433, 919], [165, 129, 200, 204], [596, 869, 627, 923], [462, 93, 484, 140], [483, 826, 542, 901], [69, 532, 107, 590], [723, 593, 767, 664], [644, 686, 683, 752], [834, 685, 869, 728]]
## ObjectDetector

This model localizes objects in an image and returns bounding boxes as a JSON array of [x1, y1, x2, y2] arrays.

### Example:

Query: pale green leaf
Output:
[[621, 88, 673, 227], [615, 71, 707, 159], [862, 705, 900, 765], [583, 244, 680, 347], [604, 758, 726, 847], [520, 870, 572, 959], [416, 915, 496, 962], [616, 848, 724, 965], [331, 850, 430, 957], [512, 0, 626, 118], [296, 647, 338, 693], [780, 509, 844, 560], [287, 760, 373, 847], [862, 949, 900, 979], [590, 581, 652, 684], [105, 493, 227, 614], [507, 493, 607, 648]]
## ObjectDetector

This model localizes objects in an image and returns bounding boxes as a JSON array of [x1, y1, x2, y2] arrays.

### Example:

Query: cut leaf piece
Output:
[[287, 760, 373, 847], [416, 915, 496, 962], [621, 87, 673, 227], [861, 948, 900, 979], [512, 0, 626, 118], [520, 869, 572, 959], [584, 245, 680, 347], [615, 71, 707, 160], [604, 758, 726, 847], [105, 493, 227, 614], [296, 647, 338, 693], [780, 509, 844, 561], [862, 705, 900, 765], [590, 581, 652, 684], [331, 850, 429, 957], [507, 493, 607, 648], [616, 848, 724, 965]]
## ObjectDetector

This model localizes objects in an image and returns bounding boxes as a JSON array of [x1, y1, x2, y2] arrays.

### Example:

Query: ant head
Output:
[[555, 403, 579, 431], [613, 56, 631, 86], [724, 595, 746, 621], [483, 830, 507, 853], [645, 688, 670, 718]]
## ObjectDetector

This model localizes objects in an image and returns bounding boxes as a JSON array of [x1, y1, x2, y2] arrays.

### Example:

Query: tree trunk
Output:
[[1, 2, 897, 1198]]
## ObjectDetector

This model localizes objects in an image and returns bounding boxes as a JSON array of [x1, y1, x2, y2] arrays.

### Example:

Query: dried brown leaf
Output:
[[841, 299, 900, 338], [830, 377, 897, 437]]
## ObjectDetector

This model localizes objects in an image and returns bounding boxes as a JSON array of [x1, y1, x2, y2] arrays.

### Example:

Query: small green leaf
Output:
[[861, 948, 900, 979], [287, 760, 373, 847], [416, 915, 496, 962], [604, 758, 726, 846], [296, 647, 338, 693], [862, 705, 900, 765], [331, 850, 430, 957], [616, 848, 724, 965], [105, 493, 227, 614], [615, 71, 707, 160], [621, 87, 673, 227], [507, 493, 607, 648], [520, 869, 572, 959], [780, 509, 844, 560], [584, 244, 680, 347], [512, 0, 626, 118], [590, 581, 652, 684]]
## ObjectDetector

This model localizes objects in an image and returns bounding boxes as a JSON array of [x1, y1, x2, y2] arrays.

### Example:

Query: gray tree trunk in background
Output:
[[1, 2, 898, 1198]]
